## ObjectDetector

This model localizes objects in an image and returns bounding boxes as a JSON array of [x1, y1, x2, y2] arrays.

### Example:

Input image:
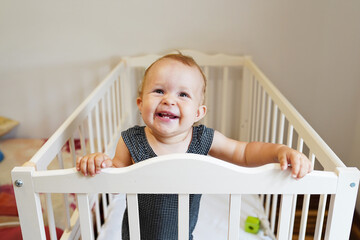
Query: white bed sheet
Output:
[[97, 194, 273, 240]]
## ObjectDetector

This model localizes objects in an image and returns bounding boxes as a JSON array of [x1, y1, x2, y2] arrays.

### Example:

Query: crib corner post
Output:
[[11, 166, 46, 240], [324, 167, 360, 240]]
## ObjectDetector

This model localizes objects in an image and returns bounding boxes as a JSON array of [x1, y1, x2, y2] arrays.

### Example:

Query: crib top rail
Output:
[[124, 49, 245, 67], [15, 153, 339, 195]]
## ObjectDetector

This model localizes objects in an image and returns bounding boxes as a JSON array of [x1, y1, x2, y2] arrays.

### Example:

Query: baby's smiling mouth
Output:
[[156, 112, 179, 119]]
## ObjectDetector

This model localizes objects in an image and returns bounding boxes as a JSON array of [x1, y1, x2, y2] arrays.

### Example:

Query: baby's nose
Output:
[[162, 94, 176, 105]]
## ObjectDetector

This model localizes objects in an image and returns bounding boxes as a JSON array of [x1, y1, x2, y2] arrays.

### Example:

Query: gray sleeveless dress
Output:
[[121, 125, 214, 240]]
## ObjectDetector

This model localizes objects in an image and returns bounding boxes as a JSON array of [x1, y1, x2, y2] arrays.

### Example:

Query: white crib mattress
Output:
[[97, 194, 273, 240]]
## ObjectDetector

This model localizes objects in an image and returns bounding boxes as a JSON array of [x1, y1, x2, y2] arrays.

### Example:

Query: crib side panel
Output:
[[11, 60, 132, 240], [243, 57, 360, 239], [244, 58, 345, 171]]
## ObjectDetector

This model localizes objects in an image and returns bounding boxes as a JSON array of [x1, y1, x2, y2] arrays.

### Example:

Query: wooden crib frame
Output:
[[12, 50, 359, 240]]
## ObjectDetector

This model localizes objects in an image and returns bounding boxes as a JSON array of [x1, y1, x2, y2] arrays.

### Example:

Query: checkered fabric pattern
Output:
[[121, 125, 214, 240]]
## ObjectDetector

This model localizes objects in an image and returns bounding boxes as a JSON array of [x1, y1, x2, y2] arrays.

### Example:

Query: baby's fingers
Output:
[[291, 153, 312, 179], [278, 152, 289, 171], [94, 154, 112, 174], [101, 158, 113, 168], [76, 153, 110, 176], [76, 155, 92, 176]]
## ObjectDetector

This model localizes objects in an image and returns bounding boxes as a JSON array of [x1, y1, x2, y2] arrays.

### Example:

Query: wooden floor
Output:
[[280, 195, 360, 239], [292, 209, 326, 239], [291, 209, 360, 239]]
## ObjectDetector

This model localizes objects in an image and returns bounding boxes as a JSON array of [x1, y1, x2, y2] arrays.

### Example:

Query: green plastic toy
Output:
[[245, 216, 260, 234]]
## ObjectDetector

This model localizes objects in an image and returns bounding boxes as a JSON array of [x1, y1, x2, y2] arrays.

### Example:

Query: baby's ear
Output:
[[195, 105, 207, 122], [136, 97, 143, 112]]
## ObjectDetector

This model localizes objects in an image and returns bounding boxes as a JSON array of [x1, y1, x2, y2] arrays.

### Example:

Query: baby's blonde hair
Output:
[[138, 52, 207, 103]]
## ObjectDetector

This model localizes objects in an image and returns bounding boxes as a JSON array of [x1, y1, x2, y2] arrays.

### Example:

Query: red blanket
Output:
[[0, 184, 63, 239]]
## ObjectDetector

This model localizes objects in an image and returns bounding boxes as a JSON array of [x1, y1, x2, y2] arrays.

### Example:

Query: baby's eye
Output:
[[179, 92, 190, 98], [154, 89, 164, 94]]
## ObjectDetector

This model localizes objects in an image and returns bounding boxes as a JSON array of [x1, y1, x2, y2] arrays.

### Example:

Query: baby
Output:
[[77, 53, 312, 239]]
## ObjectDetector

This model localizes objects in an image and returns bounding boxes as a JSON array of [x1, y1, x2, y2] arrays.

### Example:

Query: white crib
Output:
[[12, 50, 359, 240]]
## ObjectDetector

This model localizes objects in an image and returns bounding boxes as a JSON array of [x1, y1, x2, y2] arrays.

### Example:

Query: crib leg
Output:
[[12, 167, 46, 240], [324, 167, 360, 240]]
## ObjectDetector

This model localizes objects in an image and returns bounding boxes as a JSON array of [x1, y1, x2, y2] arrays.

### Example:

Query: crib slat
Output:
[[288, 137, 304, 238], [102, 193, 108, 219], [253, 78, 259, 141], [310, 152, 316, 168], [56, 152, 71, 230], [277, 194, 293, 239], [278, 113, 285, 144], [265, 194, 271, 218], [45, 193, 57, 240], [287, 124, 294, 147], [250, 76, 256, 141], [270, 194, 278, 232], [87, 115, 95, 153], [270, 104, 278, 231], [56, 151, 64, 169], [77, 193, 94, 240], [314, 194, 327, 240], [178, 194, 190, 240], [119, 68, 127, 125], [79, 124, 87, 156], [271, 104, 278, 144], [288, 195, 297, 239], [298, 153, 316, 240], [111, 83, 117, 135], [259, 90, 266, 141], [127, 194, 141, 240], [101, 98, 108, 153], [254, 82, 262, 141], [228, 194, 241, 240], [264, 96, 272, 143], [95, 104, 102, 152], [107, 91, 114, 140], [115, 77, 121, 129], [69, 136, 76, 166], [220, 67, 229, 134], [297, 137, 304, 153], [239, 65, 252, 141], [270, 112, 285, 233], [94, 195, 102, 235], [298, 194, 310, 240]]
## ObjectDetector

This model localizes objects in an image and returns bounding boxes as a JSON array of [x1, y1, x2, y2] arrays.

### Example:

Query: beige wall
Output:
[[1, 0, 359, 212]]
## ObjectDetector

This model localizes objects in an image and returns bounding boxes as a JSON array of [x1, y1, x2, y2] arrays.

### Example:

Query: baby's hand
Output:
[[277, 146, 313, 179], [76, 153, 112, 176]]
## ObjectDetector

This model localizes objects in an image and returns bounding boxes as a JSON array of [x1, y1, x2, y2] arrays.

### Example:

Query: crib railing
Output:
[[11, 50, 359, 240], [13, 154, 339, 240], [243, 58, 359, 239], [12, 60, 127, 240]]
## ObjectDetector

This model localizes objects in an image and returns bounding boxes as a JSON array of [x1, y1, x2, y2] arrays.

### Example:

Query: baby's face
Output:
[[137, 58, 206, 138]]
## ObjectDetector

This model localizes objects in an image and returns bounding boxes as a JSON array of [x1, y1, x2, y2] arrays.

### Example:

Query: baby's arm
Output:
[[76, 137, 133, 176], [209, 130, 312, 179]]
